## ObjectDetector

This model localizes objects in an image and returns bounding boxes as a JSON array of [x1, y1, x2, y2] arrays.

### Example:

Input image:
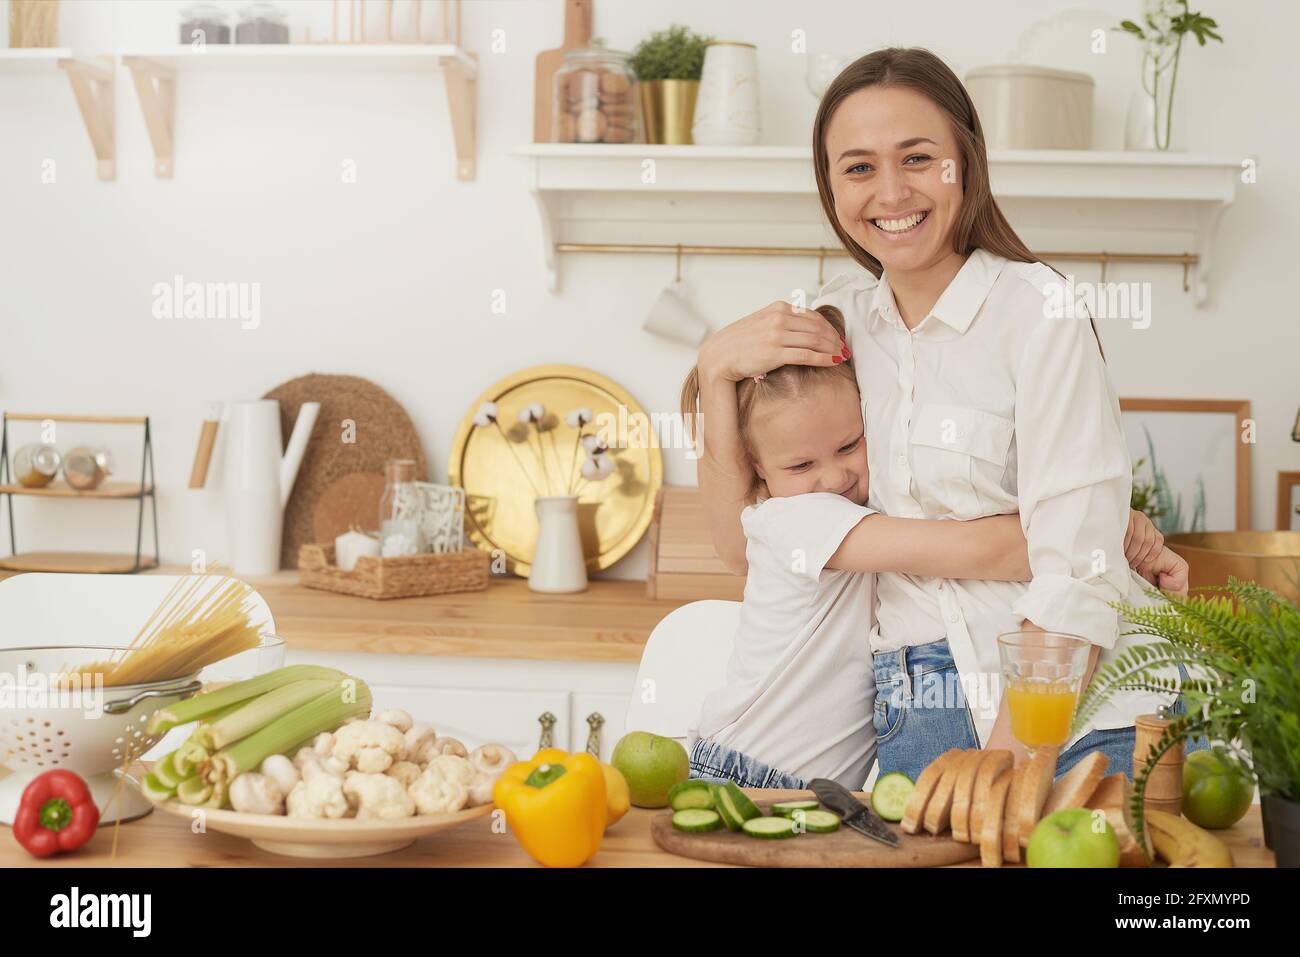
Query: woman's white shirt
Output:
[[812, 247, 1168, 746], [692, 493, 878, 789]]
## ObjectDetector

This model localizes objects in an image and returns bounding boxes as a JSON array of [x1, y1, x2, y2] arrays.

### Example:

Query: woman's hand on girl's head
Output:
[[698, 300, 848, 383], [1124, 509, 1165, 570]]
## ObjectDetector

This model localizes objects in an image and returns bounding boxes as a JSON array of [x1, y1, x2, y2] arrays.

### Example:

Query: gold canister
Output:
[[640, 79, 699, 145], [1134, 712, 1185, 816]]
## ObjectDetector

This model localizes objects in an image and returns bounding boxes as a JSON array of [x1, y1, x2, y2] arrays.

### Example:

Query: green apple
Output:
[[1183, 747, 1254, 830], [610, 731, 689, 808], [1026, 808, 1121, 868]]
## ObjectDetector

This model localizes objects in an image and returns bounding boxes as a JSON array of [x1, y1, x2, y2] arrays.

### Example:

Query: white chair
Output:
[[624, 599, 739, 751]]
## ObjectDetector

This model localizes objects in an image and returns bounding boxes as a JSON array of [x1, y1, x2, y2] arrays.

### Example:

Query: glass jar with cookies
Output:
[[552, 47, 642, 145]]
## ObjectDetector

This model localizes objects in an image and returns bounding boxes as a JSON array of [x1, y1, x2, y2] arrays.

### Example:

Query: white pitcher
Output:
[[529, 495, 588, 593], [221, 400, 319, 575]]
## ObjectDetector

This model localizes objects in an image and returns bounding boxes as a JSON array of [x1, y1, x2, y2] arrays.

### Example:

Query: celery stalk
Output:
[[206, 678, 372, 797], [172, 738, 208, 778], [146, 665, 344, 735], [177, 776, 213, 805], [152, 751, 184, 789], [141, 773, 177, 803], [193, 679, 337, 751]]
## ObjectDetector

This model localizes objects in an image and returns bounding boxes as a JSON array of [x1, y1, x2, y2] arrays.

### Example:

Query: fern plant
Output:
[[1071, 578, 1300, 848]]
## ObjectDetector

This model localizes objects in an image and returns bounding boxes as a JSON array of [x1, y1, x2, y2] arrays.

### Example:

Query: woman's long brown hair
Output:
[[809, 47, 1102, 351]]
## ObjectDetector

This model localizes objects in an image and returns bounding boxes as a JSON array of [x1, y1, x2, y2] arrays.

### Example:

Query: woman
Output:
[[693, 47, 1187, 781]]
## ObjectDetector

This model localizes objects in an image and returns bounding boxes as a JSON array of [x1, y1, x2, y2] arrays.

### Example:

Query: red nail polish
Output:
[[832, 354, 844, 364], [843, 345, 853, 359]]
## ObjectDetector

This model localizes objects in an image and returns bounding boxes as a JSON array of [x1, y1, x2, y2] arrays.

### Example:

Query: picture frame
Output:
[[1120, 398, 1251, 532], [1277, 471, 1300, 531]]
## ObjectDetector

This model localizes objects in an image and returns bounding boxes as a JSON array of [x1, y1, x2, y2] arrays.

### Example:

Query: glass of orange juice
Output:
[[996, 631, 1091, 756]]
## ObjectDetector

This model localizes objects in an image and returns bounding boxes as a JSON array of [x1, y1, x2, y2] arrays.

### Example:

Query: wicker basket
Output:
[[298, 543, 490, 600]]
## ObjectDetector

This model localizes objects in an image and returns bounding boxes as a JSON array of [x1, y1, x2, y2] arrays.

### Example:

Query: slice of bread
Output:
[[969, 749, 1013, 838], [980, 769, 1013, 868], [901, 748, 961, 835], [1085, 773, 1127, 812], [1001, 766, 1026, 864], [1043, 751, 1110, 817], [951, 750, 988, 843], [1087, 773, 1150, 867], [1017, 745, 1061, 848], [924, 749, 979, 836]]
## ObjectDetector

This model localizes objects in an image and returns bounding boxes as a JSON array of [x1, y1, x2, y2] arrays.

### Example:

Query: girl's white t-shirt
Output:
[[691, 492, 878, 789]]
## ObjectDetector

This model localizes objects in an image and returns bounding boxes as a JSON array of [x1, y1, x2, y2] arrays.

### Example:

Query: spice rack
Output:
[[0, 413, 159, 574]]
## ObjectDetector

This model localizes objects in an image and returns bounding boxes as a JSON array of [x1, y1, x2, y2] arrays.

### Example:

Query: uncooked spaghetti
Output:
[[64, 576, 265, 686]]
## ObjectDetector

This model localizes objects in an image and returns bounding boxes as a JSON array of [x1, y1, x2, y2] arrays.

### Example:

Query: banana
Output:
[[1145, 809, 1234, 868]]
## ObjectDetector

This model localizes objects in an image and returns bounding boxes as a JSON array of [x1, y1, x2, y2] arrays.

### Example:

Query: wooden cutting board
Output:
[[651, 793, 980, 868], [533, 0, 593, 142]]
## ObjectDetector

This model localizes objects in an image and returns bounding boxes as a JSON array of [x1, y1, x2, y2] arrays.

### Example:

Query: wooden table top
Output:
[[0, 566, 689, 664], [0, 783, 1274, 869]]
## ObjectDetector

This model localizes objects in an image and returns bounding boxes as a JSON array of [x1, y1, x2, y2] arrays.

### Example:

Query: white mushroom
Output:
[[386, 760, 423, 788], [259, 754, 300, 798], [466, 744, 516, 807], [404, 724, 436, 761], [229, 773, 284, 815], [408, 764, 469, 815], [415, 735, 467, 765], [343, 772, 416, 820], [377, 709, 413, 733]]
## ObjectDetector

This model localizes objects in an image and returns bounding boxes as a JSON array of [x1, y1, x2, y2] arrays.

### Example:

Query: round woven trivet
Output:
[[263, 374, 427, 569], [311, 470, 387, 544]]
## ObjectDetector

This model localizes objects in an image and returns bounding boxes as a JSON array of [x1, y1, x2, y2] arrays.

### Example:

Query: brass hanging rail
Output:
[[553, 243, 1199, 291]]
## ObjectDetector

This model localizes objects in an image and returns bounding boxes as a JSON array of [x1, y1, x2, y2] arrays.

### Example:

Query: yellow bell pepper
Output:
[[493, 748, 606, 867]]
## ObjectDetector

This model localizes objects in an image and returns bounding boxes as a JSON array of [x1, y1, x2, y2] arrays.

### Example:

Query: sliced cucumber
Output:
[[770, 799, 821, 818], [712, 785, 745, 831], [672, 808, 723, 833], [791, 809, 840, 833], [722, 781, 762, 821], [870, 772, 915, 822], [742, 816, 799, 839], [669, 779, 716, 812]]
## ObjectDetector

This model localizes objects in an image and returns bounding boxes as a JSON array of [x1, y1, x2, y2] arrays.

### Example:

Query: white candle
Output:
[[335, 529, 380, 572]]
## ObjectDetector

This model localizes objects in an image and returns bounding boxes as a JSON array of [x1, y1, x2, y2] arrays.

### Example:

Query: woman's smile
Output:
[[868, 207, 931, 240]]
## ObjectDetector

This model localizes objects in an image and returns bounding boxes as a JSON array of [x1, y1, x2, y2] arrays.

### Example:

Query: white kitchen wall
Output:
[[1, 0, 1295, 577]]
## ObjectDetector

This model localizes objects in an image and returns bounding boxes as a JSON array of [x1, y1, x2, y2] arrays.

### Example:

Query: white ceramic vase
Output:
[[529, 495, 588, 593], [692, 42, 761, 146]]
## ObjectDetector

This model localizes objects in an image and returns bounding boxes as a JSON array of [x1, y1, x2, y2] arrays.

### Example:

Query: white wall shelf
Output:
[[1, 48, 116, 181], [120, 44, 477, 180], [515, 144, 1242, 303]]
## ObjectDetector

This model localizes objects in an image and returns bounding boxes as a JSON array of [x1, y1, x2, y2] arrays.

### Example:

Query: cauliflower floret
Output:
[[229, 773, 284, 815], [332, 719, 408, 774], [312, 731, 335, 756], [405, 724, 436, 764], [286, 771, 350, 819], [386, 760, 422, 788], [343, 772, 416, 820], [426, 754, 475, 787], [408, 764, 469, 815]]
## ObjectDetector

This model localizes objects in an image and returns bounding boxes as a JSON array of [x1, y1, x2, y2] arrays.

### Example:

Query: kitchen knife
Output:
[[808, 778, 901, 848]]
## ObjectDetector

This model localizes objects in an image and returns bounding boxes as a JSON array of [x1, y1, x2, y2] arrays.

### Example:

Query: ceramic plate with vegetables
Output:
[[142, 665, 515, 857]]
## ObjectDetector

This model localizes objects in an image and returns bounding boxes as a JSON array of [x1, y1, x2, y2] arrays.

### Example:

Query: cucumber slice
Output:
[[792, 809, 840, 833], [870, 772, 915, 822], [712, 786, 745, 831], [672, 808, 723, 833], [722, 781, 762, 821], [742, 816, 799, 839], [669, 779, 715, 811], [770, 799, 821, 818]]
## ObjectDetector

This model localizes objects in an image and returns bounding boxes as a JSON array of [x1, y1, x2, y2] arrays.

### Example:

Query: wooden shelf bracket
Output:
[[122, 57, 176, 178], [441, 52, 476, 181], [57, 56, 115, 181]]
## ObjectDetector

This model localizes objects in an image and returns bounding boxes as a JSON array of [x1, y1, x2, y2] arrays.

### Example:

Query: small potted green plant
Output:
[[1072, 579, 1300, 865], [630, 24, 712, 144]]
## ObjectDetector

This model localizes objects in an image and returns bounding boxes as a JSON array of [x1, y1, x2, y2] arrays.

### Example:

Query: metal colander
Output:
[[0, 646, 200, 824]]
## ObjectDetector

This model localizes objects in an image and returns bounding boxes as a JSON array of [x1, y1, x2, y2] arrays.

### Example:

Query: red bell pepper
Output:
[[12, 770, 100, 858]]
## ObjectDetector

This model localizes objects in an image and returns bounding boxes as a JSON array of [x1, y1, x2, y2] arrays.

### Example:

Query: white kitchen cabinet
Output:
[[286, 647, 639, 758]]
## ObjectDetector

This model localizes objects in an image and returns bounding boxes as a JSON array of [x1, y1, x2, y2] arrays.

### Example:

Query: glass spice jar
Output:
[[179, 2, 232, 44], [235, 2, 289, 44], [12, 444, 61, 489], [62, 446, 114, 491], [552, 47, 642, 144], [378, 459, 425, 557]]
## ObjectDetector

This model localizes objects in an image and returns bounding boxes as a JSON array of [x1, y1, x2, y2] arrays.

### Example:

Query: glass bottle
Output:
[[551, 46, 642, 144], [378, 459, 424, 557]]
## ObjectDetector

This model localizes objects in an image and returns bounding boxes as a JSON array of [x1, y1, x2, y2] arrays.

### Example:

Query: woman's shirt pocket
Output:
[[908, 402, 1015, 519]]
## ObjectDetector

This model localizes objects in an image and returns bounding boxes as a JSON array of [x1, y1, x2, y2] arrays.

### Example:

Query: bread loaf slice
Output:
[[969, 749, 1013, 838], [951, 750, 988, 843], [1043, 751, 1109, 817], [980, 770, 1013, 868], [901, 748, 961, 835], [1086, 772, 1150, 867], [924, 749, 979, 836], [1017, 745, 1061, 848], [1001, 766, 1026, 864]]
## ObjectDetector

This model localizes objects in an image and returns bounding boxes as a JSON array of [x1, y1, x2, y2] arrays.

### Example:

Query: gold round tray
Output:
[[448, 365, 663, 576]]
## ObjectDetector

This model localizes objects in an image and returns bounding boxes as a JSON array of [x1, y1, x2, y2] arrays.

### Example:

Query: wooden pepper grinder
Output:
[[1134, 712, 1185, 816]]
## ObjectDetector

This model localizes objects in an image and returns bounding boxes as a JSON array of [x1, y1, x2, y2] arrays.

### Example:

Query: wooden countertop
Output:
[[0, 784, 1274, 868], [254, 574, 686, 664]]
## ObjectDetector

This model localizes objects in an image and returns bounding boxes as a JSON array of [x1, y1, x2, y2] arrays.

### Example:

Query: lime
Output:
[[1182, 748, 1253, 830]]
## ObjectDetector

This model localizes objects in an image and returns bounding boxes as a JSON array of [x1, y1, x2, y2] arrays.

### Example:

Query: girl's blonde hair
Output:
[[680, 304, 856, 501]]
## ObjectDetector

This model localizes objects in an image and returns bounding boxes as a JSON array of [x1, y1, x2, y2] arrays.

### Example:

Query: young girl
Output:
[[680, 305, 1186, 790]]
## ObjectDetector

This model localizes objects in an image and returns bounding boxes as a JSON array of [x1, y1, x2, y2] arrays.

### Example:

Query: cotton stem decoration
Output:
[[472, 402, 616, 499]]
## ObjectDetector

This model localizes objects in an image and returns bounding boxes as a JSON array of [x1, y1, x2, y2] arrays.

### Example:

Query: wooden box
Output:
[[298, 543, 490, 600], [645, 486, 746, 601]]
